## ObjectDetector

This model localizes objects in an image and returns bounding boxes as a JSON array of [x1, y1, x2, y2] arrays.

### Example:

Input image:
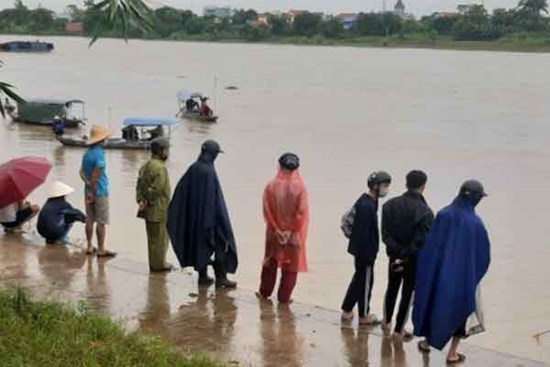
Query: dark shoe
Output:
[[216, 278, 237, 289], [198, 276, 215, 287]]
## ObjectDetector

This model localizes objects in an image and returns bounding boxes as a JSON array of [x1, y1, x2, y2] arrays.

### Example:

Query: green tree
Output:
[[320, 17, 345, 38], [29, 8, 55, 33], [67, 4, 85, 21], [422, 14, 458, 35], [492, 8, 517, 33], [153, 7, 192, 38], [516, 0, 548, 30], [184, 15, 205, 35], [353, 12, 402, 37], [232, 9, 258, 25], [267, 14, 289, 35], [292, 12, 322, 36], [453, 5, 501, 40]]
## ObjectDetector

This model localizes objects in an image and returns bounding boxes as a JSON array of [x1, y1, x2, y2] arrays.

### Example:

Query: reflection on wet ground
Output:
[[1, 235, 546, 367]]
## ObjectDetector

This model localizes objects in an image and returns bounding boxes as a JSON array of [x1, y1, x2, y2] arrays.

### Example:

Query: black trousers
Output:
[[341, 257, 375, 318], [383, 257, 416, 333], [199, 244, 228, 280]]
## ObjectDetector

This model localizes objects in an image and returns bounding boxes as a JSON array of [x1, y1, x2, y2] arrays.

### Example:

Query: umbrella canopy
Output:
[[0, 156, 52, 208]]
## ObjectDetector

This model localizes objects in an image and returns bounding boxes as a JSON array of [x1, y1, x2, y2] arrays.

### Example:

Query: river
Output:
[[1, 35, 549, 363]]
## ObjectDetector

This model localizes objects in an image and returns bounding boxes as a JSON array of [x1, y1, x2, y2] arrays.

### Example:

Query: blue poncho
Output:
[[413, 195, 490, 350]]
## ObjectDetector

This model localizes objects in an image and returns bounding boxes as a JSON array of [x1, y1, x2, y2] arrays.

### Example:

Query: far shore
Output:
[[3, 32, 550, 53]]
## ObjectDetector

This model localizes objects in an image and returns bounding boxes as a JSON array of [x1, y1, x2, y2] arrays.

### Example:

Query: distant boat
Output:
[[0, 41, 54, 53], [12, 98, 86, 128], [57, 116, 179, 150]]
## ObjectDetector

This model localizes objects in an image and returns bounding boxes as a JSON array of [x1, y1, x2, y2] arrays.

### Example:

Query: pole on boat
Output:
[[213, 75, 218, 112]]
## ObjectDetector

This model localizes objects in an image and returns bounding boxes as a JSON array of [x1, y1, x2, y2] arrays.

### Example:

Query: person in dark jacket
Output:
[[341, 171, 392, 327], [37, 181, 86, 245], [381, 170, 434, 342], [167, 140, 238, 288]]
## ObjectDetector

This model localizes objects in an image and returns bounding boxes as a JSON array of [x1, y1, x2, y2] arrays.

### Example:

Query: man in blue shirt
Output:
[[80, 125, 116, 258]]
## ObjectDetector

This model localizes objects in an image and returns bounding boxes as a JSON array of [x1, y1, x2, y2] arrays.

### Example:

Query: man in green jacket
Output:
[[136, 137, 173, 272]]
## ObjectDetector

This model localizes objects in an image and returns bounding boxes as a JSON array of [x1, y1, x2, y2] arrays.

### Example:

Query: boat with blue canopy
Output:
[[56, 116, 178, 150]]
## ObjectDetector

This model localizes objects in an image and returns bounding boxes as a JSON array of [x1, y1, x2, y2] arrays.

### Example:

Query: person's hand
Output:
[[138, 200, 147, 212], [86, 192, 95, 204]]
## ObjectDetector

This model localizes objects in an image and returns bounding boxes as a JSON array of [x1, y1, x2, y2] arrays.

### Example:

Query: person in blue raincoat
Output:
[[167, 140, 238, 288], [413, 180, 490, 364]]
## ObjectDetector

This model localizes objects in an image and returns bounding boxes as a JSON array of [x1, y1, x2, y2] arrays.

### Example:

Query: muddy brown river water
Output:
[[0, 35, 549, 363]]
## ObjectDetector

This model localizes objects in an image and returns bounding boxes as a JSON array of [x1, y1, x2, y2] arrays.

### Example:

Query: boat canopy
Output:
[[21, 99, 84, 106], [177, 90, 204, 102], [123, 116, 178, 127]]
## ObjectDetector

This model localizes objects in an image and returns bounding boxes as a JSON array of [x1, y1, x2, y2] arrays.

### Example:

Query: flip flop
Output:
[[418, 340, 431, 353], [359, 315, 381, 326], [446, 353, 466, 364], [341, 313, 354, 327], [97, 250, 117, 258]]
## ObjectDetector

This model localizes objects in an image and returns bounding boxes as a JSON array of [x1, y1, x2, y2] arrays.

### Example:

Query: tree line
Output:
[[0, 0, 548, 42]]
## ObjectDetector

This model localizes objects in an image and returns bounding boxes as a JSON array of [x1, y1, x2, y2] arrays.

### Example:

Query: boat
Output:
[[12, 99, 86, 128], [176, 90, 219, 123], [57, 116, 178, 150], [0, 41, 54, 53]]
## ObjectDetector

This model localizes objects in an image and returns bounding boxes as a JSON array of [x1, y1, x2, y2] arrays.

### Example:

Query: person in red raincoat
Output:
[[257, 153, 309, 303]]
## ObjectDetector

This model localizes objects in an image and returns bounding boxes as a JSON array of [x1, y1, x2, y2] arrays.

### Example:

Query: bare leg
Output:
[[86, 221, 94, 253], [96, 223, 106, 253], [447, 336, 462, 361]]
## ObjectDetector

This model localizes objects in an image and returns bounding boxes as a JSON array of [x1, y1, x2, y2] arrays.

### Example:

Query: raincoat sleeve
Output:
[[262, 184, 279, 232], [293, 187, 308, 232], [136, 162, 167, 203]]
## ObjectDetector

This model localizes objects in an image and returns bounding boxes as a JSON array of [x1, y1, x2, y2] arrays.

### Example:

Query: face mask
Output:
[[378, 186, 390, 198]]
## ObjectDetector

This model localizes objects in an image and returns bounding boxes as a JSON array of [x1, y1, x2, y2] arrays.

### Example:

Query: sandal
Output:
[[418, 340, 431, 353], [86, 248, 97, 255], [446, 353, 466, 364], [97, 250, 117, 258], [341, 312, 354, 326], [359, 315, 381, 326]]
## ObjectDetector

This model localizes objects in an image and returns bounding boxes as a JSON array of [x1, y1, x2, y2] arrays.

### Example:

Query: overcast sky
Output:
[[0, 0, 520, 17]]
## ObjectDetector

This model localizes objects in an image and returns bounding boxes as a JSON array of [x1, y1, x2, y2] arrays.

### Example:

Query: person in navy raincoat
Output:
[[167, 140, 238, 288], [413, 180, 490, 364], [37, 181, 86, 244]]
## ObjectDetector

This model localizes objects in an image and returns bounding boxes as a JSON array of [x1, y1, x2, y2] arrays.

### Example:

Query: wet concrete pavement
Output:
[[0, 234, 546, 367]]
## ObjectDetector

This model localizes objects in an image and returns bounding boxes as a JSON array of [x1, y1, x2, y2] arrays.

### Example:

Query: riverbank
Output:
[[0, 233, 546, 366], [3, 32, 550, 53], [0, 287, 222, 366]]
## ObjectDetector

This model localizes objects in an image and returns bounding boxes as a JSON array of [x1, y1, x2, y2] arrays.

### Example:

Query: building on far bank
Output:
[[432, 11, 459, 18], [336, 13, 358, 29], [287, 9, 306, 23], [203, 6, 233, 19], [65, 21, 83, 33], [394, 0, 405, 17]]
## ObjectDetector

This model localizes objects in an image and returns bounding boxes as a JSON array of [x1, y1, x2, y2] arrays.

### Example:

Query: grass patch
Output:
[[0, 287, 225, 367]]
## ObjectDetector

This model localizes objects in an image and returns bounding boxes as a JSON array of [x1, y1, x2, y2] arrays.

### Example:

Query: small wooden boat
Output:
[[57, 136, 150, 150], [181, 111, 219, 123], [12, 99, 85, 128], [176, 90, 219, 123], [57, 116, 178, 150], [0, 41, 54, 53]]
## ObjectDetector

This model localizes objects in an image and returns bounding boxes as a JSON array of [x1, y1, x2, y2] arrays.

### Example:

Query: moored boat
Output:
[[12, 99, 85, 128], [0, 41, 54, 53], [57, 116, 178, 150]]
